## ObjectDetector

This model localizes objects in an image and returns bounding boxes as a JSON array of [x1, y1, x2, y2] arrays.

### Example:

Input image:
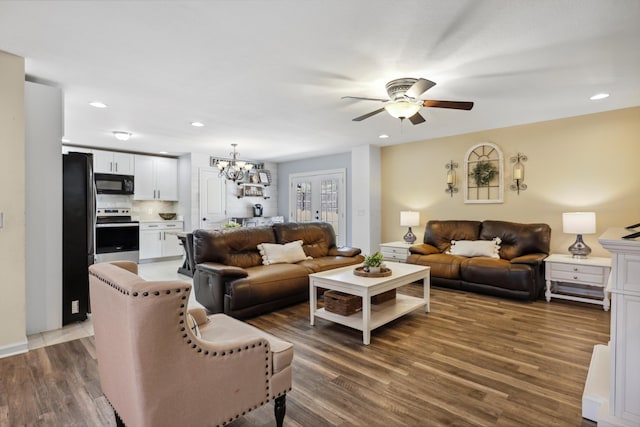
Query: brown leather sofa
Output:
[[407, 220, 551, 300], [193, 222, 364, 318]]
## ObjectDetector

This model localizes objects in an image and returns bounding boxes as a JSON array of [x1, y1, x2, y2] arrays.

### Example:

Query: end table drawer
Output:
[[551, 263, 605, 276], [550, 270, 605, 286], [382, 252, 408, 262]]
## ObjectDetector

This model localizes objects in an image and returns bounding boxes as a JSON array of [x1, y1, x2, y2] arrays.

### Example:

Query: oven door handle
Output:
[[96, 223, 140, 228]]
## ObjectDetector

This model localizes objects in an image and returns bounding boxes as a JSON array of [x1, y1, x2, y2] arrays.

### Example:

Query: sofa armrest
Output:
[[328, 246, 362, 257], [409, 243, 440, 256], [196, 262, 249, 278], [510, 253, 548, 266]]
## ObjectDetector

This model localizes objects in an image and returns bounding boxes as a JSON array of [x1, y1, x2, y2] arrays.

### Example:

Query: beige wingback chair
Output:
[[89, 261, 293, 427]]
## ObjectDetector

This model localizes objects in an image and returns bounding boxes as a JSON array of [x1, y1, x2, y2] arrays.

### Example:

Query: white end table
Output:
[[379, 241, 414, 263], [544, 253, 612, 311]]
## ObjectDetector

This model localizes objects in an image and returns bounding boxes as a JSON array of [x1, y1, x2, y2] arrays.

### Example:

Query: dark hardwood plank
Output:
[[0, 286, 607, 426]]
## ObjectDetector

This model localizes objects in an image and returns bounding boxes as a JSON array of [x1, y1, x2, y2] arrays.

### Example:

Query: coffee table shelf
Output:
[[313, 294, 425, 331], [309, 262, 430, 344]]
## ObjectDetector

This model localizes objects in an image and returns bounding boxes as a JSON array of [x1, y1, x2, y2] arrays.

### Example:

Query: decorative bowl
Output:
[[158, 213, 176, 220]]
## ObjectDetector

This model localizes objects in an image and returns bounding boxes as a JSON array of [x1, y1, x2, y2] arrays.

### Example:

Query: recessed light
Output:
[[379, 134, 389, 139], [113, 131, 132, 141], [191, 122, 204, 127], [589, 93, 610, 101], [89, 101, 108, 108], [61, 137, 70, 143]]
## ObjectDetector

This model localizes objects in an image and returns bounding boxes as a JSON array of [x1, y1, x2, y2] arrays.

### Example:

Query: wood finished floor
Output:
[[0, 285, 609, 426]]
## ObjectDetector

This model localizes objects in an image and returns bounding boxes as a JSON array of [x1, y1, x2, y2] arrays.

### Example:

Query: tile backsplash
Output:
[[132, 200, 180, 221]]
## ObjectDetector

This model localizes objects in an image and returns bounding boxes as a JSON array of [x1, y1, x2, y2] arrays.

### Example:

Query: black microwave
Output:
[[95, 173, 135, 195]]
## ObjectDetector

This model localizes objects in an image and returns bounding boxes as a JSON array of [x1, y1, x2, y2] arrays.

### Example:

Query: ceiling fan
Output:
[[342, 77, 474, 125]]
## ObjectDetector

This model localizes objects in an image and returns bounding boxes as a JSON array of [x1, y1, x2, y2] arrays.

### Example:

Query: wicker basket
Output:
[[324, 290, 362, 315], [372, 289, 396, 304]]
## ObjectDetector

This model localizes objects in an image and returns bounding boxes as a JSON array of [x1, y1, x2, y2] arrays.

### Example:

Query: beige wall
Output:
[[0, 50, 26, 355], [381, 107, 640, 257]]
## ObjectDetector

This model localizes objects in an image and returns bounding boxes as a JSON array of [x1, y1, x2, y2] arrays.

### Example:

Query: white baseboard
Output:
[[0, 338, 28, 359]]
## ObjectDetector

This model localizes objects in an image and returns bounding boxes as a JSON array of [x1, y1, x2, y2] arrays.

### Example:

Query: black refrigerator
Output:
[[62, 152, 95, 325]]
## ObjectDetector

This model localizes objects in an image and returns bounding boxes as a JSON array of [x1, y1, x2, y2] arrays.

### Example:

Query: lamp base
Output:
[[568, 234, 592, 259], [403, 227, 417, 244]]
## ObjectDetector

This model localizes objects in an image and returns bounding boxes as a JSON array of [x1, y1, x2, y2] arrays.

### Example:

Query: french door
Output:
[[289, 169, 346, 246]]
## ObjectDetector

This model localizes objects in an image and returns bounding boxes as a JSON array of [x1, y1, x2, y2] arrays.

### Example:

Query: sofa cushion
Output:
[[273, 222, 336, 258], [448, 238, 501, 258], [194, 227, 276, 268], [460, 257, 535, 292], [296, 255, 366, 273], [479, 221, 551, 260], [226, 263, 310, 310], [424, 220, 482, 252], [407, 253, 465, 280], [257, 240, 311, 265]]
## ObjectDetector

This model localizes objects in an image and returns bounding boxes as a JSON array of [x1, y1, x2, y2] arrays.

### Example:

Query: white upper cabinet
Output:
[[93, 149, 134, 175], [133, 154, 178, 201]]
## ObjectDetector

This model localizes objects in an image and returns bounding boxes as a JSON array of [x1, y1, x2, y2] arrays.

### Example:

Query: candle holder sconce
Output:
[[445, 160, 458, 197], [509, 152, 527, 194]]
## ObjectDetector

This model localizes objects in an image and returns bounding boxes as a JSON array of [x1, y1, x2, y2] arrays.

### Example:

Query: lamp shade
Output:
[[562, 212, 596, 234], [400, 211, 420, 227]]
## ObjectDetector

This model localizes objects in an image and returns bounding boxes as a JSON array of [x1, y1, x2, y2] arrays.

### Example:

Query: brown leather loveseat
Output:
[[193, 222, 364, 318], [407, 220, 551, 300]]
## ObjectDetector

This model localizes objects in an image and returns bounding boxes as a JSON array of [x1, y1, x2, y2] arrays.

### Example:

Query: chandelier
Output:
[[212, 144, 254, 182]]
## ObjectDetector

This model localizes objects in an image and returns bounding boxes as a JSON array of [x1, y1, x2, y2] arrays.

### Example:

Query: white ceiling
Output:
[[1, 1, 639, 162]]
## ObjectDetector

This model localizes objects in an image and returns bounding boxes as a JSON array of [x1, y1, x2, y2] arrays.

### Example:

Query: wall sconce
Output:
[[445, 161, 458, 197], [509, 152, 527, 194], [563, 212, 596, 258], [400, 211, 420, 244]]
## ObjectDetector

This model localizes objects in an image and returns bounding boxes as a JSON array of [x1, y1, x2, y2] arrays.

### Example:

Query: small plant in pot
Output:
[[363, 251, 384, 273]]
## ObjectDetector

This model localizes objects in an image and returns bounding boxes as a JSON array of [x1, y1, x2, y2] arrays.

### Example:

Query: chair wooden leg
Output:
[[274, 394, 286, 427], [114, 409, 125, 427]]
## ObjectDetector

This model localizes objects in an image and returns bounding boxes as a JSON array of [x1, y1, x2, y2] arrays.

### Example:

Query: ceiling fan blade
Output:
[[352, 107, 386, 122], [409, 112, 426, 125], [405, 78, 436, 98], [342, 96, 388, 102], [422, 100, 474, 110]]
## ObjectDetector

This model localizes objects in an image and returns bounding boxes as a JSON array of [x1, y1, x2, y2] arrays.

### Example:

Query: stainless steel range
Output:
[[95, 207, 140, 263]]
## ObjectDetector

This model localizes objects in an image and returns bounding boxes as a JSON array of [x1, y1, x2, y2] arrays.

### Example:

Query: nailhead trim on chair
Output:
[[92, 270, 282, 425]]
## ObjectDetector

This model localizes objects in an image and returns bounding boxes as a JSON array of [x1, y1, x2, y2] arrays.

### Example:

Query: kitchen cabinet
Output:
[[134, 155, 178, 201], [93, 149, 134, 175], [139, 221, 183, 260]]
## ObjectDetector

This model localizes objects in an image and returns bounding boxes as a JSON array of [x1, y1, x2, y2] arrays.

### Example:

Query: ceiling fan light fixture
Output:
[[384, 100, 421, 119]]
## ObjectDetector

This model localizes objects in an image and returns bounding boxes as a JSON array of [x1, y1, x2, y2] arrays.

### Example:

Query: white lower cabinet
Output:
[[139, 221, 183, 260]]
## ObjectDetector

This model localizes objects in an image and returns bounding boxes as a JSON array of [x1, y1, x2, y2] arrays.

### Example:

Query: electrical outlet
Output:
[[148, 208, 153, 214], [71, 300, 79, 314]]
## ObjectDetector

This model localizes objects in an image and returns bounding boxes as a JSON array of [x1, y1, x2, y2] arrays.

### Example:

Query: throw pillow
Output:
[[257, 240, 311, 265], [447, 237, 502, 258]]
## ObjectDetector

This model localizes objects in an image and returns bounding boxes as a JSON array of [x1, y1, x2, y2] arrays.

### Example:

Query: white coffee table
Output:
[[309, 262, 430, 345]]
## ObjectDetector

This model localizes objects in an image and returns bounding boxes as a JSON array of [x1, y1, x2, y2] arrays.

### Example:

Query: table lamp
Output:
[[400, 211, 420, 244], [562, 212, 596, 258]]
